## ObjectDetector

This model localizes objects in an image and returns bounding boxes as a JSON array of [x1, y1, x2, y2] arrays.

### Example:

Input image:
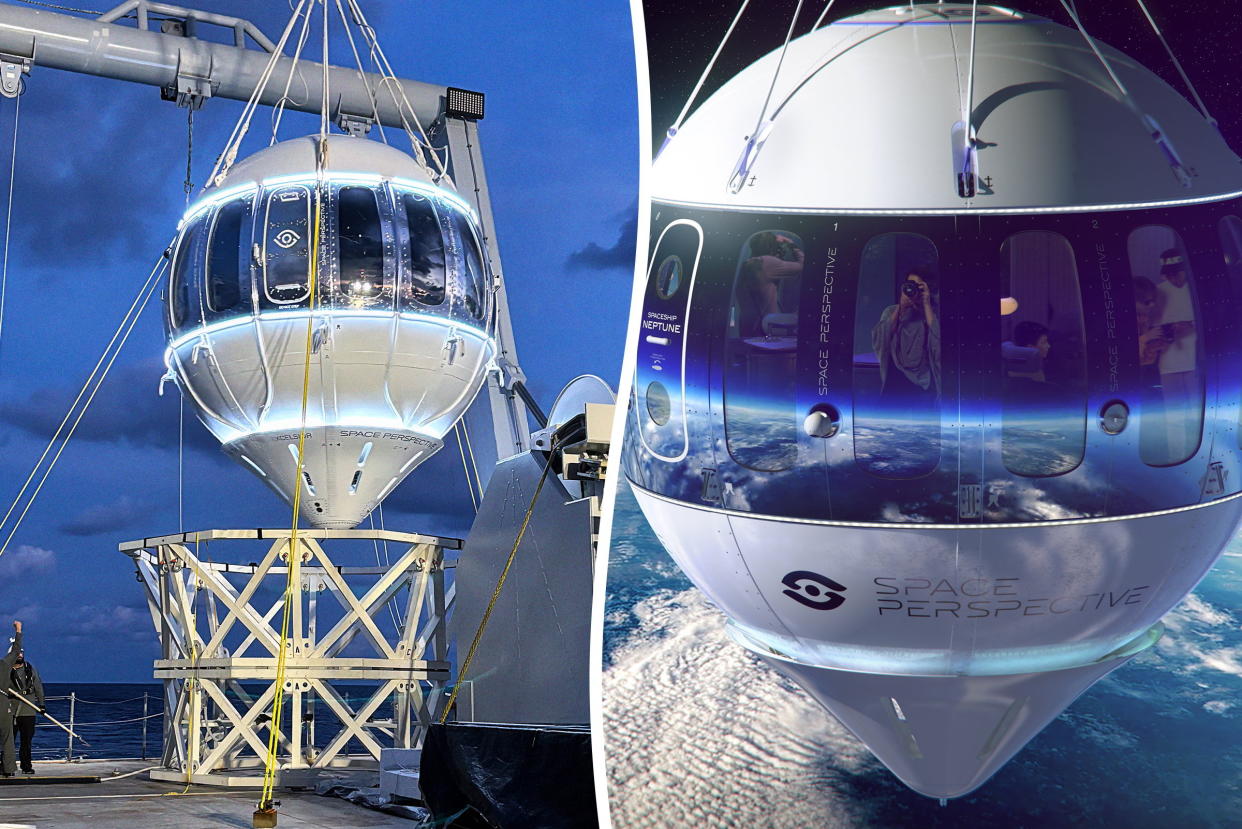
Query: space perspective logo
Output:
[[781, 571, 848, 610]]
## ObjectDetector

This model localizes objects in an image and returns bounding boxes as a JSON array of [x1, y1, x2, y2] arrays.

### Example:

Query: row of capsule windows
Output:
[[645, 218, 1242, 480], [167, 182, 491, 335]]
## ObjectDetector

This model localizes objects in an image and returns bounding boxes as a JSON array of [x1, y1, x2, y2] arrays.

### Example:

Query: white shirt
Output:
[[1156, 278, 1197, 374]]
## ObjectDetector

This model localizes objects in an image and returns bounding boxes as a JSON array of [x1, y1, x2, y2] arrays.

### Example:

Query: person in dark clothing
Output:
[[0, 621, 22, 777], [10, 651, 43, 775]]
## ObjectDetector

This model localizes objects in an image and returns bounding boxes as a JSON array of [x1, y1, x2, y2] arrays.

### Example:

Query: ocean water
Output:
[[29, 683, 162, 761], [603, 481, 1242, 828], [25, 683, 411, 763]]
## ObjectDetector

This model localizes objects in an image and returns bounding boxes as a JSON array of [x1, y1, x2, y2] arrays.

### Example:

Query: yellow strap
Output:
[[258, 139, 325, 809], [439, 442, 558, 724]]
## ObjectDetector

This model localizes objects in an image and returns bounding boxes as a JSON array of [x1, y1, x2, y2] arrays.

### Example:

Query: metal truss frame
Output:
[[119, 528, 457, 785]]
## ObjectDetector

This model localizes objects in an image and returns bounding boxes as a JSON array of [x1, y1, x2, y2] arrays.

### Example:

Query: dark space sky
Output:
[[643, 1, 1242, 156], [0, 0, 637, 681]]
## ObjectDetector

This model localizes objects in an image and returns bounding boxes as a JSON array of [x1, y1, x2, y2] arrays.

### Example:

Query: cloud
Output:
[[0, 544, 56, 580], [0, 356, 219, 454], [59, 495, 153, 537], [566, 203, 637, 271]]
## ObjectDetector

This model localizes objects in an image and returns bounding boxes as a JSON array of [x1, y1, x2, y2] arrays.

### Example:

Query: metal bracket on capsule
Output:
[[0, 52, 30, 99], [728, 120, 774, 194], [1142, 115, 1194, 188]]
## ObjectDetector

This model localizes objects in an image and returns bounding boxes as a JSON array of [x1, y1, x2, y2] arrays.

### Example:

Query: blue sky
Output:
[[0, 0, 637, 681]]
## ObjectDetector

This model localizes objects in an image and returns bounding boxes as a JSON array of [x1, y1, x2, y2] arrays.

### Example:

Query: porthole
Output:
[[646, 381, 672, 426], [655, 255, 683, 299]]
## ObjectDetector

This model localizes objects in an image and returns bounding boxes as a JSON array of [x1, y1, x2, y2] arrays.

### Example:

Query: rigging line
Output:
[[751, 0, 806, 136], [0, 89, 19, 364], [320, 0, 330, 140], [0, 262, 164, 558], [259, 134, 326, 814], [460, 417, 483, 499], [668, 0, 752, 138], [439, 438, 560, 724], [964, 0, 978, 130], [0, 252, 168, 541], [344, 0, 446, 179], [269, 0, 316, 145], [1134, 0, 1217, 128], [812, 0, 839, 32], [334, 0, 388, 144], [208, 0, 310, 187], [455, 422, 479, 513], [368, 511, 401, 630], [178, 393, 184, 533], [1057, 0, 1129, 100]]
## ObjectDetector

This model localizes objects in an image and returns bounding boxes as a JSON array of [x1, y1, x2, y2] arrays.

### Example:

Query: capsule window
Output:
[[205, 199, 249, 317], [1127, 225, 1203, 467], [1219, 216, 1242, 450], [453, 212, 489, 322], [400, 191, 446, 307], [262, 185, 312, 305], [723, 230, 806, 472], [336, 186, 387, 307], [999, 232, 1087, 477], [852, 233, 941, 478], [170, 215, 207, 331]]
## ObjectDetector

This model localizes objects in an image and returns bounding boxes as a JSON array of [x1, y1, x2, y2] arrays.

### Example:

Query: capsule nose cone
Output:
[[753, 641, 1154, 799], [224, 428, 442, 529]]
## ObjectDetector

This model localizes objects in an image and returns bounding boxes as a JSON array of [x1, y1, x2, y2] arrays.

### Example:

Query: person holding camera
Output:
[[872, 271, 941, 404]]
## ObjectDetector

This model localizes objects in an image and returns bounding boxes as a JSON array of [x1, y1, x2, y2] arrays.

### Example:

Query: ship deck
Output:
[[0, 760, 416, 828]]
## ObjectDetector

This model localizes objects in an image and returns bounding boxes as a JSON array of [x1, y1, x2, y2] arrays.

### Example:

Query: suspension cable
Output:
[[208, 0, 311, 188], [460, 417, 484, 499], [0, 89, 20, 366], [454, 422, 479, 513], [334, 0, 388, 144], [1134, 0, 1218, 129], [665, 0, 752, 143], [811, 0, 839, 30], [257, 2, 330, 814], [269, 0, 315, 145], [439, 439, 559, 724], [0, 256, 167, 558], [751, 0, 805, 143]]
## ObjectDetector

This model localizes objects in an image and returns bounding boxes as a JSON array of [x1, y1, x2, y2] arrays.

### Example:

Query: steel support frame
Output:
[[122, 528, 456, 785]]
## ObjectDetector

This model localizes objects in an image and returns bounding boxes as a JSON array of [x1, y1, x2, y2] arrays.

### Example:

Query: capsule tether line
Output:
[[439, 438, 560, 724], [255, 138, 327, 828]]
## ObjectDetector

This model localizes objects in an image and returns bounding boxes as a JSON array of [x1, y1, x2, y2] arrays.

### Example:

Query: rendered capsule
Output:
[[625, 3, 1242, 798], [164, 134, 494, 529]]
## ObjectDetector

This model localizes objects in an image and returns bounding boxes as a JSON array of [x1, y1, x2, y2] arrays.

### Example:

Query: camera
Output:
[[901, 280, 923, 298]]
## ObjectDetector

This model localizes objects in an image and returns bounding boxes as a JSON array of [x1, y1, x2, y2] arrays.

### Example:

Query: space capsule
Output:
[[624, 3, 1242, 798], [164, 134, 494, 529]]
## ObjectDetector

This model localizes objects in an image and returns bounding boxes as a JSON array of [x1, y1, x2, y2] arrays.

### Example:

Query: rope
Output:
[[258, 121, 328, 820], [461, 418, 484, 499], [1134, 0, 1218, 129], [0, 253, 168, 557], [439, 440, 559, 723], [812, 0, 839, 30], [751, 0, 805, 139], [207, 0, 310, 188], [269, 1, 315, 145], [0, 88, 18, 368], [454, 423, 478, 513], [334, 0, 387, 144], [10, 0, 102, 12], [665, 0, 752, 143]]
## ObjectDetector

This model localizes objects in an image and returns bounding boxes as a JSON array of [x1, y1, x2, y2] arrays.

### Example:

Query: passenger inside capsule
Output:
[[872, 270, 941, 403], [738, 231, 803, 340]]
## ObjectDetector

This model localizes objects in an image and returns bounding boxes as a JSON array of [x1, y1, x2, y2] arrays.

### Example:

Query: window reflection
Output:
[[1219, 216, 1242, 450], [454, 214, 488, 322], [401, 192, 446, 307], [170, 216, 206, 331], [853, 233, 941, 478], [336, 186, 387, 307], [723, 230, 805, 471], [205, 199, 248, 317], [999, 232, 1087, 477], [1128, 226, 1203, 466]]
